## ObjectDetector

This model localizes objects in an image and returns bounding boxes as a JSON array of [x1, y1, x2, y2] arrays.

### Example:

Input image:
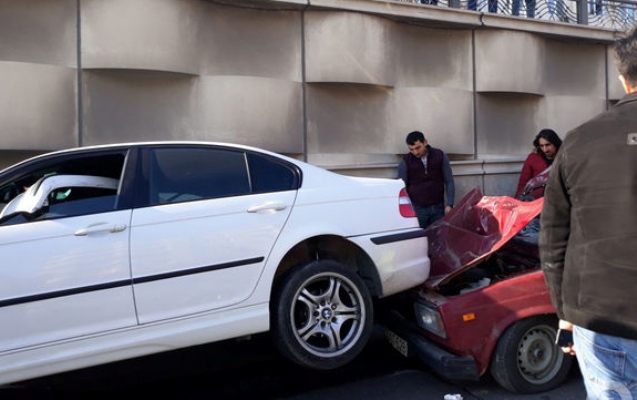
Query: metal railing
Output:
[[394, 0, 637, 29]]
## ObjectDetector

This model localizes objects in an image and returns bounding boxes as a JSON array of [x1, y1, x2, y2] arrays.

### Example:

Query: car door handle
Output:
[[75, 223, 127, 236], [247, 202, 288, 213]]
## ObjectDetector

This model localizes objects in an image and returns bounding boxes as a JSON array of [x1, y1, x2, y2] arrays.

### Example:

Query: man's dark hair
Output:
[[533, 129, 562, 149], [533, 128, 562, 162], [406, 131, 426, 145], [613, 25, 637, 87]]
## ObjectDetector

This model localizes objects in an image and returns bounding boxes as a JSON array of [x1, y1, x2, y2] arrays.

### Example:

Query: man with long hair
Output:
[[515, 128, 562, 199]]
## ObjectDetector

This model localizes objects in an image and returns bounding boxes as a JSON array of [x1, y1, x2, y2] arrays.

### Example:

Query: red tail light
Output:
[[399, 188, 416, 218]]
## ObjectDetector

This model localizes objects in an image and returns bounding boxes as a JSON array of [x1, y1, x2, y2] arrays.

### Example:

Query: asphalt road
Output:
[[1, 325, 586, 400]]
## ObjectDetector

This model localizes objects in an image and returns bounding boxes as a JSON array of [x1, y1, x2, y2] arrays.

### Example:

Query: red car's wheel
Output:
[[489, 315, 573, 394]]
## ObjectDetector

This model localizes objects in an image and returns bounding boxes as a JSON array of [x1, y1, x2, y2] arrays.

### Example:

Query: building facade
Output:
[[0, 0, 627, 198]]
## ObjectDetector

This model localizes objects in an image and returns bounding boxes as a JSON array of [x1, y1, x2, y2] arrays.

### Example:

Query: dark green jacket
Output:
[[540, 91, 637, 339]]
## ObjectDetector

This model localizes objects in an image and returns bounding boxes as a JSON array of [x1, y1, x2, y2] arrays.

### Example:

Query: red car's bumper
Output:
[[383, 306, 480, 381]]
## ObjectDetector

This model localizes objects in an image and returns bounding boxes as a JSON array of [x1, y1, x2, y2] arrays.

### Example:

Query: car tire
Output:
[[271, 260, 374, 370], [489, 315, 573, 394]]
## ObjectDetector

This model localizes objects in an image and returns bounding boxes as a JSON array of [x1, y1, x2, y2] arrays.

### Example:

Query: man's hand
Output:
[[444, 205, 453, 215], [557, 319, 576, 356]]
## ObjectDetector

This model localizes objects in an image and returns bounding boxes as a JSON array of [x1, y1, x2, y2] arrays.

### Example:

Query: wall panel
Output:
[[394, 26, 473, 91], [475, 30, 545, 94], [543, 95, 607, 136], [0, 62, 76, 150], [82, 0, 200, 74], [306, 84, 392, 153], [391, 87, 474, 155], [544, 40, 606, 97], [82, 70, 198, 145], [198, 3, 303, 81], [305, 12, 394, 85], [0, 0, 76, 67], [198, 76, 303, 153], [476, 93, 544, 155]]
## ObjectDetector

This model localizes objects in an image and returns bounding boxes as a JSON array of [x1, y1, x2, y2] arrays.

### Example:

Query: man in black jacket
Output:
[[398, 131, 455, 229], [540, 25, 637, 399]]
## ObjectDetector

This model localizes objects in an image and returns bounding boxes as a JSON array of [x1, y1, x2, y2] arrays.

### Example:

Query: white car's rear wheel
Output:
[[272, 260, 374, 370]]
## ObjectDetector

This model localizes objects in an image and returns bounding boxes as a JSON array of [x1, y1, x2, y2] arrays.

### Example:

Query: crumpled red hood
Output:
[[423, 187, 544, 290]]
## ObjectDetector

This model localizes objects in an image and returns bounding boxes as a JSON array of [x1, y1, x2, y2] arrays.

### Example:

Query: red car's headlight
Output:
[[414, 302, 447, 339]]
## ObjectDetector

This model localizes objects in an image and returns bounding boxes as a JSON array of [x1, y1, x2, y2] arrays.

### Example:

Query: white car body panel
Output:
[[0, 210, 134, 352], [130, 192, 295, 323], [251, 177, 429, 300], [291, 171, 415, 234], [348, 233, 430, 296], [0, 303, 269, 387], [0, 141, 430, 386]]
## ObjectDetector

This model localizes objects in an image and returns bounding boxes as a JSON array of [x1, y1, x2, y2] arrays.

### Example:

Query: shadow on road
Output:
[[1, 325, 585, 400]]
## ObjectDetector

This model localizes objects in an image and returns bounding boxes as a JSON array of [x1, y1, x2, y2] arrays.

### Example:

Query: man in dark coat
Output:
[[539, 25, 637, 399]]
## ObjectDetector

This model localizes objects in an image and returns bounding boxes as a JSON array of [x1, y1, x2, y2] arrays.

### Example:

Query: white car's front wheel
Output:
[[272, 260, 374, 370]]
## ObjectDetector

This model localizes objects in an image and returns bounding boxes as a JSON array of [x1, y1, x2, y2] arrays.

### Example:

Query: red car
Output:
[[382, 184, 573, 394]]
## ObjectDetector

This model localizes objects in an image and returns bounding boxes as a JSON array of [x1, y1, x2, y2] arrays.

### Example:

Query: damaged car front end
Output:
[[382, 186, 573, 394]]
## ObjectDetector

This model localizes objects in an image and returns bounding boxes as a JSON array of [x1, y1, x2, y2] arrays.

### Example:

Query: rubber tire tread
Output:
[[489, 315, 573, 394], [271, 260, 374, 371]]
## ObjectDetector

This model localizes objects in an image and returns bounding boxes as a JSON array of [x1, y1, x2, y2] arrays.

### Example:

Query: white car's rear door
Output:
[[129, 192, 294, 323], [129, 146, 297, 324]]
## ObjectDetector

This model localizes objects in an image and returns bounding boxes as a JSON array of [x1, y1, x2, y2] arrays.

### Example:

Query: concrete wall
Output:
[[0, 0, 625, 198]]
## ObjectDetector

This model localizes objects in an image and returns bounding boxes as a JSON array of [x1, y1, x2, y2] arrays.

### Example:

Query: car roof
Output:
[[0, 141, 303, 175]]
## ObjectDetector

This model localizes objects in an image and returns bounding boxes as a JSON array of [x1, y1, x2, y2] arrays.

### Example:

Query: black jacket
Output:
[[402, 147, 445, 207], [539, 91, 637, 339], [398, 146, 455, 208]]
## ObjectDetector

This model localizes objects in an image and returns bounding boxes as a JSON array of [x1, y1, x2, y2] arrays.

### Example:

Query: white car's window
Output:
[[149, 148, 251, 205], [0, 152, 127, 224], [246, 152, 300, 193], [0, 175, 119, 225], [44, 186, 117, 219]]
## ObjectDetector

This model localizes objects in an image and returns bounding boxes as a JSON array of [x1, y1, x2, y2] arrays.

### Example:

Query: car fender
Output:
[[247, 220, 375, 304], [464, 273, 558, 374], [475, 310, 557, 372]]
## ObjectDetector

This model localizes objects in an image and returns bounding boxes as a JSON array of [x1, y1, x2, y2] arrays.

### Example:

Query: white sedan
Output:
[[0, 141, 429, 385]]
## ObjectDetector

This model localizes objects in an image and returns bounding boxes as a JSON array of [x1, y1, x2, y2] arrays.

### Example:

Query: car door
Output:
[[129, 145, 298, 324], [0, 151, 137, 352]]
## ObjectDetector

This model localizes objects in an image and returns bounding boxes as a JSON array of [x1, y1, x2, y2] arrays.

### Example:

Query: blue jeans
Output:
[[467, 0, 498, 12], [574, 326, 637, 399], [414, 203, 444, 229], [549, 0, 567, 19], [512, 0, 535, 17]]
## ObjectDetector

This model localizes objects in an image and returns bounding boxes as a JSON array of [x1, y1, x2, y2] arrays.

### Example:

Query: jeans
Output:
[[548, 0, 567, 20], [414, 203, 444, 229], [468, 0, 498, 12], [574, 326, 637, 399], [514, 216, 540, 245], [512, 0, 535, 17]]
